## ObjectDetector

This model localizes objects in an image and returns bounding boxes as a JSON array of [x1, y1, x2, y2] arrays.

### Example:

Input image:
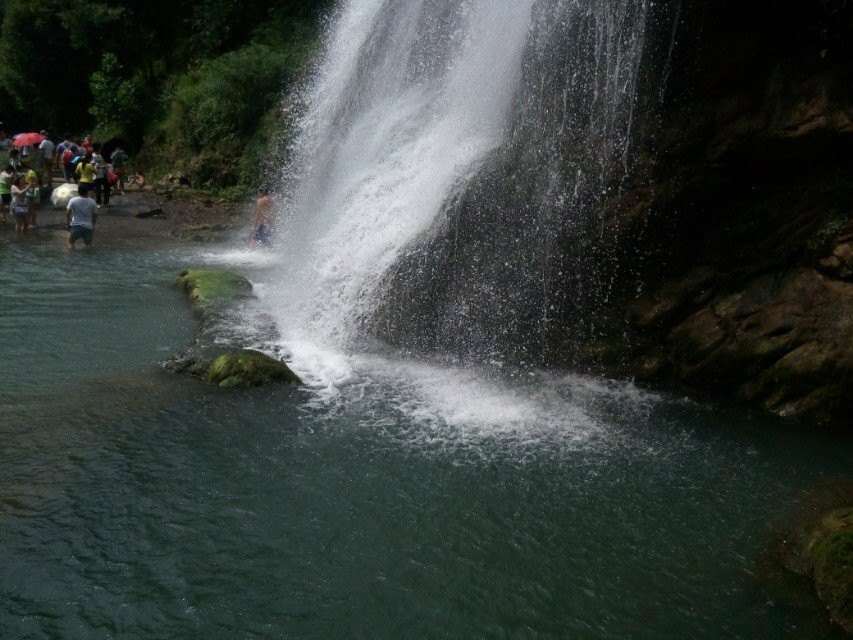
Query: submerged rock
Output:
[[135, 207, 166, 219], [787, 507, 853, 633], [207, 350, 301, 388], [163, 353, 211, 377], [170, 269, 300, 389], [176, 269, 253, 315]]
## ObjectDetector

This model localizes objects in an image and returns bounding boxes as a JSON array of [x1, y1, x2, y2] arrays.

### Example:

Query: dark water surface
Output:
[[1, 232, 850, 639]]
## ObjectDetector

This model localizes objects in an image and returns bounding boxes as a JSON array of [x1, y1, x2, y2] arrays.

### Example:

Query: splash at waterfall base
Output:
[[272, 0, 852, 430], [168, 269, 301, 387]]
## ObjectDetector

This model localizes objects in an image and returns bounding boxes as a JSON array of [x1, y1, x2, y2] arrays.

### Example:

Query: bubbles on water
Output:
[[194, 248, 285, 269], [278, 337, 675, 461], [183, 1, 692, 464]]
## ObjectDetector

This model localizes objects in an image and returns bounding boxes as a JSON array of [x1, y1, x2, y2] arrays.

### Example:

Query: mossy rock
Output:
[[207, 350, 301, 388], [804, 508, 853, 633], [176, 269, 253, 311]]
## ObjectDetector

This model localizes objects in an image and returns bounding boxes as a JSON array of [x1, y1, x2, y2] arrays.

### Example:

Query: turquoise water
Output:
[[1, 231, 850, 639]]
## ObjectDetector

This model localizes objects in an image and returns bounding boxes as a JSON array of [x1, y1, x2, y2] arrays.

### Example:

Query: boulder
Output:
[[169, 269, 300, 389], [758, 481, 853, 634], [175, 269, 253, 315], [207, 350, 301, 388], [50, 183, 80, 209], [135, 207, 166, 219], [788, 507, 853, 634]]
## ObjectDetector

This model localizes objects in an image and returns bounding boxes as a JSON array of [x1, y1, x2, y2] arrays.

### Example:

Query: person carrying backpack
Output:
[[56, 135, 77, 183], [110, 145, 129, 194]]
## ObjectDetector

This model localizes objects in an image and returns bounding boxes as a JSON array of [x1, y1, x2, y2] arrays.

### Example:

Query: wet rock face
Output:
[[820, 241, 853, 280], [626, 214, 853, 428], [655, 268, 853, 425], [583, 0, 853, 429]]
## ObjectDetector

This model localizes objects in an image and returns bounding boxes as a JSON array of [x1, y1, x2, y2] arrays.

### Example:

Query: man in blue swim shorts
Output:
[[250, 186, 274, 250]]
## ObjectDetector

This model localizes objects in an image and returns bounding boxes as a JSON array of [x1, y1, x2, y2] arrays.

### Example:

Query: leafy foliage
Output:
[[0, 0, 93, 130], [0, 0, 331, 191], [142, 20, 321, 192], [89, 54, 145, 141]]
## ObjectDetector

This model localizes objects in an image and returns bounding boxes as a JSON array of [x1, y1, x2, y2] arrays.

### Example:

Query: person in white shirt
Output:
[[91, 144, 110, 206], [66, 186, 98, 250], [38, 131, 55, 188]]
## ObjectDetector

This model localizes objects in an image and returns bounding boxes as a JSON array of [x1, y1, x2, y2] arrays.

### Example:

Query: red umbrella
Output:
[[12, 132, 45, 147]]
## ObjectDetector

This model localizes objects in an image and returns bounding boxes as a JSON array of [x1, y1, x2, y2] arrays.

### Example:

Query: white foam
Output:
[[238, 0, 665, 453], [270, 332, 610, 449], [194, 249, 284, 269], [282, 334, 357, 392]]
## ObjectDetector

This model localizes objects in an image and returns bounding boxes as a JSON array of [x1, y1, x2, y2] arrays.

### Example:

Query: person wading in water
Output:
[[66, 185, 98, 251], [250, 186, 274, 250]]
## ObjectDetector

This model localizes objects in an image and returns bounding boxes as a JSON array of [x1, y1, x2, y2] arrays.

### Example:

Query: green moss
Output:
[[813, 526, 853, 633], [807, 209, 846, 252], [800, 507, 853, 633], [207, 350, 301, 388], [176, 269, 252, 311]]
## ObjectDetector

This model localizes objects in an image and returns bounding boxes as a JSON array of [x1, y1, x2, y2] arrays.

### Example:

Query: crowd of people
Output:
[[0, 130, 145, 247], [2, 128, 269, 251]]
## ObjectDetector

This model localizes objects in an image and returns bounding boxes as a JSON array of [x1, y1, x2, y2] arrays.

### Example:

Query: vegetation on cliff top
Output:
[[0, 0, 332, 194]]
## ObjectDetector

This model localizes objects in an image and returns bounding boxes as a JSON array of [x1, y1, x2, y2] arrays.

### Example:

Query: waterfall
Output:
[[271, 0, 662, 370]]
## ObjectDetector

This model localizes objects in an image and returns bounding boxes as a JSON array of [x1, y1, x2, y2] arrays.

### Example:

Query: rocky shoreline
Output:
[[16, 182, 252, 246]]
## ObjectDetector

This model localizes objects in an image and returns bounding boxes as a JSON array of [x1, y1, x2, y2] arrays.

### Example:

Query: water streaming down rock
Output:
[[273, 0, 668, 368]]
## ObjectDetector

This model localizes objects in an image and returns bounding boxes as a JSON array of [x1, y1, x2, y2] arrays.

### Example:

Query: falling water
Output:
[[271, 0, 661, 371]]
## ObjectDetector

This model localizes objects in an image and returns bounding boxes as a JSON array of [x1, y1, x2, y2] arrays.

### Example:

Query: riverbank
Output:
[[1, 183, 253, 246]]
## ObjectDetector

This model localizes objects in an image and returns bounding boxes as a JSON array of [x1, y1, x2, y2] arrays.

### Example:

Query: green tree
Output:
[[0, 0, 94, 131], [89, 53, 144, 140], [0, 0, 333, 188]]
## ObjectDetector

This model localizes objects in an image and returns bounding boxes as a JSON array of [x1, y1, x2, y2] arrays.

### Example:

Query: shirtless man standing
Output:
[[250, 187, 273, 250]]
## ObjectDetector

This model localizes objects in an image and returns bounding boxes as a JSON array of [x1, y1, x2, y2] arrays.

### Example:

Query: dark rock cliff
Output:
[[370, 0, 852, 430], [596, 0, 853, 428]]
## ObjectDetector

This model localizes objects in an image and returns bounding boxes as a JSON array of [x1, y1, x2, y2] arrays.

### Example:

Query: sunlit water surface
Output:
[[1, 234, 850, 639]]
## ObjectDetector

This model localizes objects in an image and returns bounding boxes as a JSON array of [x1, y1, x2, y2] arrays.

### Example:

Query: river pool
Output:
[[1, 231, 850, 639]]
